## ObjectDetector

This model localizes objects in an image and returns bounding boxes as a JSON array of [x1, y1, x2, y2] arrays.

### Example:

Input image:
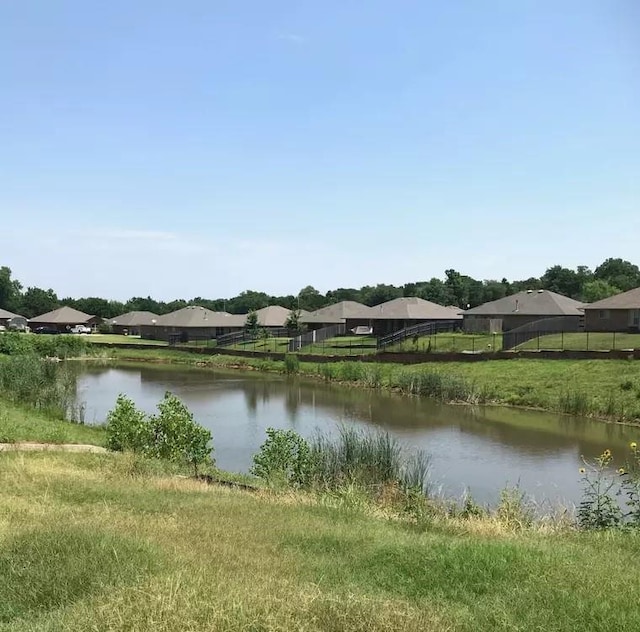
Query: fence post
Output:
[[472, 337, 475, 353], [561, 330, 564, 350], [537, 332, 540, 351], [613, 331, 616, 350], [586, 331, 589, 351]]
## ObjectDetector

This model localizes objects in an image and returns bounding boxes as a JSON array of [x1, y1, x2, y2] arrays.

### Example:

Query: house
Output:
[[583, 287, 640, 332], [368, 297, 463, 335], [108, 311, 159, 336], [139, 305, 245, 342], [29, 306, 103, 333], [462, 290, 584, 333], [252, 305, 309, 330], [300, 301, 375, 332], [0, 308, 28, 331]]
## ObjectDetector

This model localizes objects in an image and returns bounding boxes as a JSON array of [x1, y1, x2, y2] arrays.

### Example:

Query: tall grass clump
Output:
[[251, 426, 431, 496], [310, 427, 403, 489], [392, 369, 483, 403], [283, 353, 300, 375], [558, 390, 590, 416], [335, 362, 365, 382], [0, 355, 77, 418]]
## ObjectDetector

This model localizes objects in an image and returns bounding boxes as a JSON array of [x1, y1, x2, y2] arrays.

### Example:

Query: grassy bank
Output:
[[0, 398, 105, 445], [1, 450, 640, 631], [105, 347, 640, 423]]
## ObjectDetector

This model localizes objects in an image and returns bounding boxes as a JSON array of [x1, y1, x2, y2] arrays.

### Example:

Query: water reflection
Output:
[[76, 363, 640, 505]]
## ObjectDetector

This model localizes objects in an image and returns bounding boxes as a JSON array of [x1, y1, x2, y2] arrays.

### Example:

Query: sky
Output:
[[1, 1, 638, 301]]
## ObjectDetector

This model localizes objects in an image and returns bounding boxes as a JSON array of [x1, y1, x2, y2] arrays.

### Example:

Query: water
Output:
[[76, 363, 639, 505]]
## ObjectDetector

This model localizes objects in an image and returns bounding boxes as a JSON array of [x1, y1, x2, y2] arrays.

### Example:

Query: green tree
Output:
[[227, 290, 270, 314], [417, 278, 454, 305], [124, 296, 165, 314], [297, 285, 326, 311], [582, 280, 621, 303], [284, 309, 304, 334], [594, 258, 640, 292], [360, 284, 402, 306], [20, 287, 59, 318], [541, 265, 583, 298], [245, 310, 259, 337], [0, 266, 22, 312]]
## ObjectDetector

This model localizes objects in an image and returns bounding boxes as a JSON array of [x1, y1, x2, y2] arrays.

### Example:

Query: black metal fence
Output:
[[377, 320, 460, 350], [288, 324, 346, 352], [501, 316, 581, 351]]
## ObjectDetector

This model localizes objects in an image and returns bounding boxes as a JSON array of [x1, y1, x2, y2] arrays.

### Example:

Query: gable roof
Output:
[[110, 311, 159, 327], [583, 287, 640, 310], [30, 306, 95, 324], [464, 290, 584, 316], [0, 308, 18, 320], [301, 301, 375, 324], [253, 305, 302, 328], [155, 306, 245, 328], [369, 297, 463, 320]]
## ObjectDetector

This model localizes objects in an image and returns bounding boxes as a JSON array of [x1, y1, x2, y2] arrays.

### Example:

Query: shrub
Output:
[[105, 392, 214, 476], [251, 428, 311, 488], [106, 395, 150, 452], [148, 392, 214, 475]]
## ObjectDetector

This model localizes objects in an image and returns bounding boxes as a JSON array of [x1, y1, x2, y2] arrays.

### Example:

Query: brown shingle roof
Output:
[[30, 306, 95, 324], [110, 311, 159, 327], [369, 297, 463, 320], [155, 306, 245, 328], [583, 287, 640, 310], [253, 305, 307, 328], [301, 301, 375, 324], [464, 290, 584, 317], [0, 308, 18, 320]]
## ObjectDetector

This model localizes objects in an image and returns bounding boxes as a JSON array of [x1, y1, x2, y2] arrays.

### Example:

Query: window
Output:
[[599, 310, 610, 320], [630, 310, 640, 328]]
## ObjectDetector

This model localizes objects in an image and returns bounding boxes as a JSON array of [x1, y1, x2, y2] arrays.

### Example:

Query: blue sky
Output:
[[1, 1, 638, 300]]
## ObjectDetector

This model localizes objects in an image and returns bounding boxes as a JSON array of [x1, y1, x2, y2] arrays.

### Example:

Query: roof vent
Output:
[[526, 290, 533, 294], [537, 289, 544, 293]]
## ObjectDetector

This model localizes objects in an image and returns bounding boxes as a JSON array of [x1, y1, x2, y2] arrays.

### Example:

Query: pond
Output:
[[76, 363, 639, 505]]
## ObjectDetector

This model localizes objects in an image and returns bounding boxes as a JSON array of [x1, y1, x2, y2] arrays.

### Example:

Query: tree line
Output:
[[1, 258, 639, 320]]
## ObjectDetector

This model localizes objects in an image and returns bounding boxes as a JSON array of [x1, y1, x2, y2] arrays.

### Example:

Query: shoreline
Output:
[[76, 348, 640, 426]]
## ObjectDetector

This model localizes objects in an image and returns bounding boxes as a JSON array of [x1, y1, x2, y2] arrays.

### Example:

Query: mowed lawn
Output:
[[386, 333, 502, 354], [517, 332, 640, 351], [300, 336, 378, 356], [2, 451, 640, 632]]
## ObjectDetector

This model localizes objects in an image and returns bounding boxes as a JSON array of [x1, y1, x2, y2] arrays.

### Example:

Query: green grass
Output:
[[0, 397, 106, 445], [87, 334, 167, 346], [387, 333, 502, 353], [227, 337, 291, 353], [300, 336, 378, 356], [517, 332, 640, 351], [2, 451, 640, 631]]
